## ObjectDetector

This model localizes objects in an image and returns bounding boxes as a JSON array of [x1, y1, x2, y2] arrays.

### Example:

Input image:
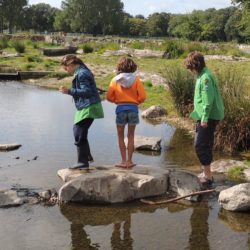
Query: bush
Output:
[[0, 36, 9, 49], [26, 55, 43, 63], [82, 44, 94, 53], [162, 65, 194, 117], [164, 40, 184, 59], [11, 39, 25, 53], [215, 68, 250, 152], [128, 41, 145, 50]]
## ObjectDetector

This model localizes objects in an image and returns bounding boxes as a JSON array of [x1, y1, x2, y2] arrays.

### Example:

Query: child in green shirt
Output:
[[185, 51, 224, 186]]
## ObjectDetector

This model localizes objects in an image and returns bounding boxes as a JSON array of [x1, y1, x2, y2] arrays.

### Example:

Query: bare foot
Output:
[[126, 162, 136, 168], [115, 162, 127, 168]]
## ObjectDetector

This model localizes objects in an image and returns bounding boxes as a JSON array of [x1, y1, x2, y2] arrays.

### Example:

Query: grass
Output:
[[1, 38, 250, 152], [227, 166, 247, 182]]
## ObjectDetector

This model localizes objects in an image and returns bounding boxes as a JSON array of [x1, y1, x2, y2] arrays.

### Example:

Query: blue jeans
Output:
[[116, 111, 139, 126]]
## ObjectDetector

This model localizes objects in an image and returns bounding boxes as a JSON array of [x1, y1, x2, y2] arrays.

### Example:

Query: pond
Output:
[[0, 82, 249, 250]]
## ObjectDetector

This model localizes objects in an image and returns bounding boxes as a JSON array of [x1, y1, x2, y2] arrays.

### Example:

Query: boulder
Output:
[[134, 135, 161, 152], [243, 168, 250, 182], [42, 46, 77, 56], [0, 143, 21, 151], [211, 159, 248, 173], [218, 183, 250, 211], [58, 165, 169, 203], [0, 190, 25, 208], [168, 170, 202, 201], [141, 105, 167, 119]]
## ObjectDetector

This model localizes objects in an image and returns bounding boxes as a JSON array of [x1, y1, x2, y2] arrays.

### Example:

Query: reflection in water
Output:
[[1, 82, 250, 250], [111, 216, 133, 250], [219, 209, 250, 232], [165, 128, 199, 168], [188, 202, 210, 250], [60, 204, 136, 250], [60, 202, 216, 250]]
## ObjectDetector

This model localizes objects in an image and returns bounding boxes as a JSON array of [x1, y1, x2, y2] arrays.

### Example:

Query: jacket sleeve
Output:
[[136, 79, 146, 104], [106, 81, 116, 103], [201, 76, 214, 122], [68, 70, 93, 98]]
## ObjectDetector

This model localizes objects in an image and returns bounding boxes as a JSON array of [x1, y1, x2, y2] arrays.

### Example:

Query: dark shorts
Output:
[[116, 110, 139, 126]]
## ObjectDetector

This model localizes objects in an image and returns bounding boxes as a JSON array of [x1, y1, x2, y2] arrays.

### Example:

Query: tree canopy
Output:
[[0, 0, 249, 42]]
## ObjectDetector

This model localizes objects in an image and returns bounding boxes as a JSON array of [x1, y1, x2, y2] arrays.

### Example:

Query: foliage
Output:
[[0, 36, 9, 49], [164, 40, 185, 58], [11, 39, 25, 53], [162, 65, 195, 117], [0, 0, 28, 33], [57, 0, 124, 35], [215, 68, 250, 152], [227, 166, 247, 181], [128, 18, 147, 36], [22, 3, 59, 32], [82, 44, 94, 53], [146, 13, 170, 37]]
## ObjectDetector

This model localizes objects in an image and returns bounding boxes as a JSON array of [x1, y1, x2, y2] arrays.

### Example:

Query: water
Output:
[[0, 81, 249, 250]]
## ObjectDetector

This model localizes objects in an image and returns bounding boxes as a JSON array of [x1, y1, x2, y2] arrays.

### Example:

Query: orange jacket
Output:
[[107, 75, 146, 105]]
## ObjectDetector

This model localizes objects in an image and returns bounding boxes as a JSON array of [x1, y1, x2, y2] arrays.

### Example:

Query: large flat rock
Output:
[[58, 165, 169, 203]]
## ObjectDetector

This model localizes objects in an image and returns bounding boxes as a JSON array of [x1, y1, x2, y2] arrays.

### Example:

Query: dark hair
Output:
[[185, 51, 206, 74], [116, 57, 137, 74], [61, 54, 92, 73]]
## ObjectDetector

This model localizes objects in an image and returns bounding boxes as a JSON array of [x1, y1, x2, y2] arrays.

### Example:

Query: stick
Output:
[[140, 189, 215, 205]]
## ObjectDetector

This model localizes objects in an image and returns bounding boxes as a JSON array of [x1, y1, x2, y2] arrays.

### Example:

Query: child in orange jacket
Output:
[[107, 57, 146, 168]]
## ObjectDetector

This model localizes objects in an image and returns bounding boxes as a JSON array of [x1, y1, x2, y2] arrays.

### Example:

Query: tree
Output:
[[128, 18, 147, 36], [21, 3, 59, 32], [59, 0, 124, 35], [147, 12, 170, 36], [232, 0, 250, 9], [30, 4, 58, 32], [0, 0, 28, 33]]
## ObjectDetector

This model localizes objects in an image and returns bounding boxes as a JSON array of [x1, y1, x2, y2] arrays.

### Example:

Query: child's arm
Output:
[[106, 81, 116, 103]]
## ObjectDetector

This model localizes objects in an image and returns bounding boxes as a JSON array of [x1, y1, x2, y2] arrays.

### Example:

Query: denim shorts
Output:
[[116, 110, 139, 126]]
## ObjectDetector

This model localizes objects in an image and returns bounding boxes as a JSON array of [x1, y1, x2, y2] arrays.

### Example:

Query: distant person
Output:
[[107, 57, 146, 168], [185, 51, 224, 186], [59, 54, 104, 169]]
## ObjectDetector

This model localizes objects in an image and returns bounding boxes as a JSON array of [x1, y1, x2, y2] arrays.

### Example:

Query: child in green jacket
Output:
[[185, 51, 224, 186]]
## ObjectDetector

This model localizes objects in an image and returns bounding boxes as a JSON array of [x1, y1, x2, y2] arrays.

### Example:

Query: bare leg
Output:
[[127, 125, 136, 167], [203, 165, 212, 179], [116, 125, 127, 167]]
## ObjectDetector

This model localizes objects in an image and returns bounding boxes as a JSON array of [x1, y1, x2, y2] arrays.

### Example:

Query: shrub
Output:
[[164, 40, 184, 59], [162, 65, 194, 116], [215, 68, 250, 152], [82, 44, 94, 54], [144, 80, 153, 88], [11, 39, 25, 53], [0, 36, 9, 49], [128, 41, 145, 50], [26, 55, 43, 63]]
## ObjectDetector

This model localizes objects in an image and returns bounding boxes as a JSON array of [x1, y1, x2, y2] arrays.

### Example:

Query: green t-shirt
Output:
[[74, 102, 104, 124]]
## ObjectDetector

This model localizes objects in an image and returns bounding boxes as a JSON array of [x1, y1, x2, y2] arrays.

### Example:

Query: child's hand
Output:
[[59, 86, 69, 94], [201, 122, 208, 128]]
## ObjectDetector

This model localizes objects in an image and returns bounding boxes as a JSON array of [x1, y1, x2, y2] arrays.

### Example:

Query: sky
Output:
[[29, 0, 233, 17]]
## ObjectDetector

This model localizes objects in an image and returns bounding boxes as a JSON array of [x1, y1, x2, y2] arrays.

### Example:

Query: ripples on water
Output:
[[0, 82, 249, 250]]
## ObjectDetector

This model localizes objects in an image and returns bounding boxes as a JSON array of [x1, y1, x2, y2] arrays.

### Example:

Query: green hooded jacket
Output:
[[190, 67, 224, 122]]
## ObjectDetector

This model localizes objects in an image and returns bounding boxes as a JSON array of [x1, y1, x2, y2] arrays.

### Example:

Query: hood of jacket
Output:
[[115, 73, 137, 88]]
